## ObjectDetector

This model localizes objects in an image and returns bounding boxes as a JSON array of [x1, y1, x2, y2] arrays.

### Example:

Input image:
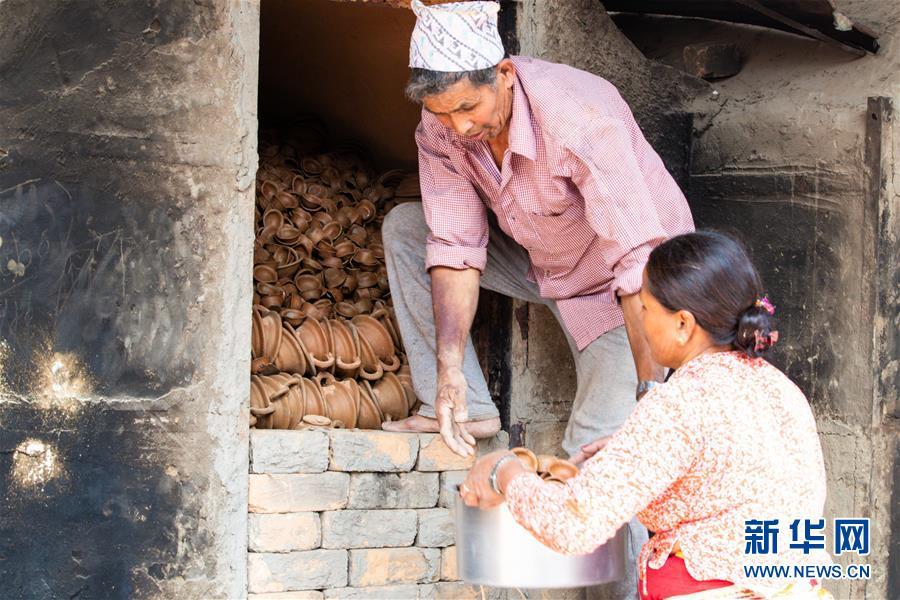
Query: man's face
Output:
[[422, 61, 515, 142]]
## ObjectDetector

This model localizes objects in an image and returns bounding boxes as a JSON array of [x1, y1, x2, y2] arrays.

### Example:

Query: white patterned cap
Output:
[[409, 1, 505, 72]]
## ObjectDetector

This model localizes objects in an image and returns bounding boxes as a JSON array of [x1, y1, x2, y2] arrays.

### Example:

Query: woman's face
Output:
[[639, 270, 689, 369]]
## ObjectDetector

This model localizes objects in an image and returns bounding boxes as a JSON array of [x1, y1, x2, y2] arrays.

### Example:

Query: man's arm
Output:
[[431, 266, 481, 455]]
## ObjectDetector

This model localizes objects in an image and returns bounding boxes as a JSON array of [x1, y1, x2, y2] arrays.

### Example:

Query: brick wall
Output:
[[248, 429, 509, 599]]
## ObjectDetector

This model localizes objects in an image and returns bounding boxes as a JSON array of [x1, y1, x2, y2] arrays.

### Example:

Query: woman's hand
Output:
[[460, 450, 522, 509], [570, 435, 611, 465]]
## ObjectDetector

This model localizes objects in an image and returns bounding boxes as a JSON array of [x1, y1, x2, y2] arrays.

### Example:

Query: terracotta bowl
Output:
[[274, 325, 309, 375], [351, 315, 394, 360], [255, 306, 283, 362], [250, 375, 275, 429], [356, 334, 384, 381], [296, 318, 335, 371], [253, 264, 278, 283], [319, 375, 360, 429], [327, 319, 361, 379], [511, 447, 539, 472], [537, 454, 557, 475], [357, 381, 385, 429], [546, 458, 579, 482], [300, 376, 330, 419], [372, 372, 409, 422]]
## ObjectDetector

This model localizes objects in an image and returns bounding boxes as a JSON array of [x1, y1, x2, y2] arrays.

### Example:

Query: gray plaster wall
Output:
[[0, 1, 258, 597]]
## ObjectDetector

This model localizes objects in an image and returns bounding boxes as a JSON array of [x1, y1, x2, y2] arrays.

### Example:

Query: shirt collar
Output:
[[507, 74, 537, 161]]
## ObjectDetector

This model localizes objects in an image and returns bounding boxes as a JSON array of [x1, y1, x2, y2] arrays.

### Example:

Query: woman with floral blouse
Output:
[[461, 231, 832, 599]]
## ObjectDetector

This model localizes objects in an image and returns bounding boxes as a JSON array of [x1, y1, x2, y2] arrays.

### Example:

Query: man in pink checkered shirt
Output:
[[382, 5, 693, 594]]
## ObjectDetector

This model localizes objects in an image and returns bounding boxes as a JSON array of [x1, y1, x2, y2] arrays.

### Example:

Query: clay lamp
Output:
[[322, 221, 343, 242], [537, 454, 557, 475], [300, 377, 330, 419], [351, 315, 394, 360], [260, 377, 292, 429], [335, 206, 357, 228], [334, 240, 356, 260], [356, 271, 378, 289], [273, 191, 299, 211], [290, 176, 307, 195], [544, 477, 568, 488], [355, 171, 370, 190], [358, 199, 377, 222], [317, 373, 359, 429], [253, 244, 272, 266], [357, 334, 384, 381], [342, 272, 359, 294], [251, 306, 266, 358], [260, 295, 283, 309], [268, 374, 305, 429], [274, 325, 310, 375], [335, 302, 358, 319], [301, 257, 323, 272], [290, 209, 312, 232], [250, 375, 276, 429], [324, 267, 347, 289], [263, 208, 285, 230], [275, 248, 302, 279], [251, 356, 278, 376], [348, 224, 368, 247], [306, 226, 326, 245], [372, 372, 409, 422], [511, 447, 539, 472], [352, 248, 378, 267], [296, 318, 335, 371], [295, 273, 323, 292], [546, 458, 579, 482], [280, 308, 304, 328], [357, 381, 386, 429], [300, 287, 321, 302], [275, 225, 303, 248], [302, 157, 323, 175], [369, 242, 385, 260], [302, 414, 332, 428], [259, 180, 279, 202], [327, 320, 361, 379], [256, 306, 284, 361], [316, 240, 337, 258], [253, 264, 278, 284], [257, 282, 284, 298], [325, 288, 345, 303]]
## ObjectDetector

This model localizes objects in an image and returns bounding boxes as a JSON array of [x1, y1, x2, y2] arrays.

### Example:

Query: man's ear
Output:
[[496, 58, 516, 89], [675, 310, 697, 346]]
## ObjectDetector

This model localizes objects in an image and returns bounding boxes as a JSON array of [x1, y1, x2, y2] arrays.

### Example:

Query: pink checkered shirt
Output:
[[417, 56, 695, 350]]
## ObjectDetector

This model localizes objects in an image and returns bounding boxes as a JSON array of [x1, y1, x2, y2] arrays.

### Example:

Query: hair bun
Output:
[[734, 304, 778, 358]]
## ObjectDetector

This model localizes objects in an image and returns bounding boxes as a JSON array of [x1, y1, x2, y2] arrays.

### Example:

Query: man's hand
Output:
[[570, 435, 611, 465], [436, 366, 476, 456], [619, 292, 665, 389]]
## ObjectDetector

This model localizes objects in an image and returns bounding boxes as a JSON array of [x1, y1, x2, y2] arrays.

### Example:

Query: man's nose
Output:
[[450, 114, 473, 136]]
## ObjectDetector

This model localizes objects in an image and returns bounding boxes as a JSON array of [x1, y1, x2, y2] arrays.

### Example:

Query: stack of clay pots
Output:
[[250, 129, 422, 430], [510, 447, 579, 486]]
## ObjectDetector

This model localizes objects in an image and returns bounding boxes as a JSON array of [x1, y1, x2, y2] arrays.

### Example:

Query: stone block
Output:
[[322, 509, 417, 548], [419, 582, 506, 599], [683, 42, 743, 80], [522, 421, 568, 457], [416, 432, 508, 471], [251, 429, 330, 473], [416, 508, 454, 547], [249, 593, 325, 600], [440, 546, 458, 581], [329, 430, 419, 472], [324, 585, 420, 599], [349, 547, 441, 586], [348, 472, 439, 509], [248, 550, 348, 593], [438, 471, 468, 508], [249, 513, 321, 552], [249, 473, 349, 513]]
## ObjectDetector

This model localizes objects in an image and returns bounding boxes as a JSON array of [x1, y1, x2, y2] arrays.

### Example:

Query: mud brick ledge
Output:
[[248, 429, 509, 599]]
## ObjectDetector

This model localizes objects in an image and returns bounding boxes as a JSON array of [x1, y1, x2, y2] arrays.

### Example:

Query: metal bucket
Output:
[[451, 485, 625, 588]]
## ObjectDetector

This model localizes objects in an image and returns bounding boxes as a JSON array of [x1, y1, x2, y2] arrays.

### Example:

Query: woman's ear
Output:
[[675, 310, 697, 346]]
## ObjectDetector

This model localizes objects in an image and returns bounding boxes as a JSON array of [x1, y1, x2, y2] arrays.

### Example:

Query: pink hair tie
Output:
[[755, 295, 776, 315], [753, 329, 779, 353]]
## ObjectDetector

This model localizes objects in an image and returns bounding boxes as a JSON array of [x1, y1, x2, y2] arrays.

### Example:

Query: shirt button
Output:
[[544, 269, 551, 277]]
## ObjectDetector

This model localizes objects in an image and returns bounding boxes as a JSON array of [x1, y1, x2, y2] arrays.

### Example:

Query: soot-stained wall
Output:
[[0, 1, 257, 598]]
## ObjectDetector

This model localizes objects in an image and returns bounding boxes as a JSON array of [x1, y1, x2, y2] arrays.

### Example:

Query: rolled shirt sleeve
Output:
[[416, 113, 489, 273], [567, 117, 692, 297]]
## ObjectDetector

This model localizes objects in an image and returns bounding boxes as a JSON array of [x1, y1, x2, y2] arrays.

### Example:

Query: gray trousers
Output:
[[383, 202, 646, 599]]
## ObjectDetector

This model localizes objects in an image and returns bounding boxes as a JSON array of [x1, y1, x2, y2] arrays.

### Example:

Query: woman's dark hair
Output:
[[646, 231, 778, 358]]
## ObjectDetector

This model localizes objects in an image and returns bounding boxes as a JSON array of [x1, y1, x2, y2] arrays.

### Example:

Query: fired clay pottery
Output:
[[260, 295, 282, 309], [296, 318, 335, 371], [537, 454, 556, 474], [274, 325, 309, 375], [318, 373, 359, 429], [324, 267, 347, 289], [348, 224, 368, 246], [251, 306, 265, 358], [327, 319, 361, 379], [300, 376, 330, 419], [357, 381, 385, 429], [511, 447, 539, 472], [546, 458, 578, 482], [322, 221, 342, 242], [356, 334, 384, 381], [334, 240, 356, 259], [302, 414, 332, 427], [372, 372, 408, 422], [320, 255, 344, 270], [280, 308, 304, 328], [290, 209, 312, 231], [250, 375, 276, 429], [356, 271, 378, 289], [263, 208, 285, 230], [351, 315, 394, 359], [335, 302, 358, 319], [254, 264, 278, 283], [358, 199, 377, 221]]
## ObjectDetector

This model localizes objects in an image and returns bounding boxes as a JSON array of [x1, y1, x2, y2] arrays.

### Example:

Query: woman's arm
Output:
[[503, 387, 700, 555]]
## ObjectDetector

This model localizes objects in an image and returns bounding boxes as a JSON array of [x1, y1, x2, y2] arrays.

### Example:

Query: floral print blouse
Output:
[[505, 351, 829, 591]]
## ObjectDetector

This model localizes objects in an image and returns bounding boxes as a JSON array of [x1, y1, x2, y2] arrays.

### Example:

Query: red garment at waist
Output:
[[639, 554, 732, 600]]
